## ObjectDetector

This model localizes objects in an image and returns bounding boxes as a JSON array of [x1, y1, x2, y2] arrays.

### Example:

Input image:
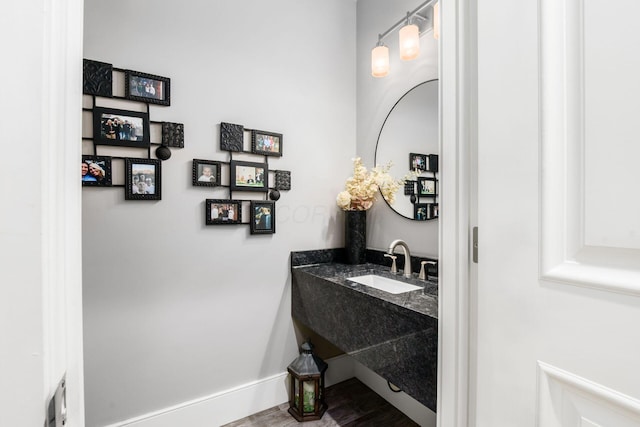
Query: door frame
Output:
[[47, 0, 479, 425], [437, 0, 476, 425], [43, 0, 85, 424]]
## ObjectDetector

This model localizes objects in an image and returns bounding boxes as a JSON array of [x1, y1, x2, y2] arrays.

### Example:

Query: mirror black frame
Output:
[[374, 79, 439, 221]]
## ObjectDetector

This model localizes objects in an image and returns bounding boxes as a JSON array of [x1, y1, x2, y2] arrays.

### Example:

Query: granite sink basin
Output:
[[347, 274, 422, 294]]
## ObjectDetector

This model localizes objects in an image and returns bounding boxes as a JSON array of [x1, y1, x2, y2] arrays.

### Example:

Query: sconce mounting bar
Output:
[[377, 0, 437, 41]]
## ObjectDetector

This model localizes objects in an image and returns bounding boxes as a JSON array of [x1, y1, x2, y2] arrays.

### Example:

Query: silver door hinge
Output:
[[473, 226, 478, 263]]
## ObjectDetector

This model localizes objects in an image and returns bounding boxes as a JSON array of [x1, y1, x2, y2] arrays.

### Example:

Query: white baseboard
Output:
[[105, 356, 433, 427], [107, 355, 355, 427], [354, 360, 436, 427]]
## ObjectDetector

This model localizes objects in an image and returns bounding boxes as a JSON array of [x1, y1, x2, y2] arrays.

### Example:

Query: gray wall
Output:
[[356, 0, 439, 257], [82, 1, 356, 425]]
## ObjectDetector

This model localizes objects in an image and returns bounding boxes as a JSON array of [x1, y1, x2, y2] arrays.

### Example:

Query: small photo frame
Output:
[[430, 203, 439, 219], [414, 203, 429, 221], [230, 160, 268, 192], [125, 158, 161, 200], [250, 201, 276, 234], [206, 199, 242, 225], [410, 153, 428, 172], [125, 70, 170, 106], [192, 159, 221, 187], [82, 155, 112, 187], [93, 107, 150, 148], [417, 177, 437, 196], [251, 130, 282, 157]]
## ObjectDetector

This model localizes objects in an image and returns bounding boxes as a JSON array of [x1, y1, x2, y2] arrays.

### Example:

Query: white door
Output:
[[474, 0, 640, 425]]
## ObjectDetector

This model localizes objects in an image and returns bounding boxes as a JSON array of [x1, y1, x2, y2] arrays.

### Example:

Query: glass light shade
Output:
[[433, 2, 440, 40], [399, 24, 420, 60], [371, 45, 389, 78]]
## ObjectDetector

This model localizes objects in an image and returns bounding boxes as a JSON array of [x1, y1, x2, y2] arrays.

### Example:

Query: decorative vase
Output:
[[345, 210, 367, 264]]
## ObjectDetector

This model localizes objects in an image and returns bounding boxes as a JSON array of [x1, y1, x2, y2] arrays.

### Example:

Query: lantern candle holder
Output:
[[287, 341, 328, 422]]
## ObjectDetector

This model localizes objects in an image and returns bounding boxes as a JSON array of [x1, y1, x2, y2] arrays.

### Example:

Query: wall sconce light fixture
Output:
[[399, 13, 420, 60], [371, 0, 439, 78], [433, 1, 440, 40], [371, 36, 390, 77]]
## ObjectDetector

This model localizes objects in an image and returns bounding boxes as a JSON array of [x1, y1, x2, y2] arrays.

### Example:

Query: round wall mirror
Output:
[[374, 79, 439, 220]]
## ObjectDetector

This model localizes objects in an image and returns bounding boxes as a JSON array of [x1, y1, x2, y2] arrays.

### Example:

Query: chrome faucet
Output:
[[387, 239, 412, 278]]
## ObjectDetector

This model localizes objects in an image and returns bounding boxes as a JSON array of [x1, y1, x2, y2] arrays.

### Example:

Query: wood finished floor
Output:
[[221, 378, 419, 427]]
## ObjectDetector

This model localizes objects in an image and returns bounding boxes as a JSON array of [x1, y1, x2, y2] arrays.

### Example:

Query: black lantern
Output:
[[287, 341, 328, 422]]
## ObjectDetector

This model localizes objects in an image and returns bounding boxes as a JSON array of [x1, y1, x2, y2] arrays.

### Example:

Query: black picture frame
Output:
[[125, 158, 161, 200], [230, 160, 268, 192], [206, 199, 242, 225], [93, 107, 150, 148], [124, 70, 171, 106], [82, 155, 112, 187], [251, 130, 283, 157], [250, 201, 276, 234], [417, 177, 437, 196], [192, 159, 222, 187], [414, 203, 429, 221], [409, 153, 428, 172], [430, 203, 439, 219]]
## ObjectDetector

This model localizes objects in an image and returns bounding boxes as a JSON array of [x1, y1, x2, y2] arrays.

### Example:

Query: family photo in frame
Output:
[[125, 158, 161, 200], [414, 202, 438, 220], [250, 201, 275, 234], [125, 70, 171, 106], [82, 155, 112, 186], [418, 177, 437, 196], [230, 160, 268, 192], [430, 203, 439, 218], [414, 203, 429, 221], [93, 107, 150, 148], [206, 199, 242, 225], [251, 130, 282, 157], [410, 153, 428, 172], [192, 159, 221, 187], [410, 153, 439, 172]]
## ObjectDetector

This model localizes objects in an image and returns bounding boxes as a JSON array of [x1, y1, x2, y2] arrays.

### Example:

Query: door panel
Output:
[[540, 0, 640, 295], [476, 0, 640, 425], [538, 362, 640, 427], [584, 0, 640, 250]]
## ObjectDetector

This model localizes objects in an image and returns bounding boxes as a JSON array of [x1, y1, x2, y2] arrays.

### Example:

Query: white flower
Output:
[[336, 191, 352, 210], [336, 157, 411, 211]]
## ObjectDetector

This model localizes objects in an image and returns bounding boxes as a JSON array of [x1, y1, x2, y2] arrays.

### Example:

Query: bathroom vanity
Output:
[[291, 249, 438, 411]]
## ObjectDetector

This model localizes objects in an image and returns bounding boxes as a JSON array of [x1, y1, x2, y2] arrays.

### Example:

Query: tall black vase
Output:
[[345, 210, 366, 264]]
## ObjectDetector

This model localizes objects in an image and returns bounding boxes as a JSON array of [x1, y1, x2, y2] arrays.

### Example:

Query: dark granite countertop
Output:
[[290, 249, 439, 411], [291, 262, 438, 319]]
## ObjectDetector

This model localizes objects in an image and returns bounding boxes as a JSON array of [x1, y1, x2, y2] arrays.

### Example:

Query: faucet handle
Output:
[[420, 260, 438, 281], [418, 261, 438, 280], [419, 261, 428, 280], [384, 254, 398, 274]]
